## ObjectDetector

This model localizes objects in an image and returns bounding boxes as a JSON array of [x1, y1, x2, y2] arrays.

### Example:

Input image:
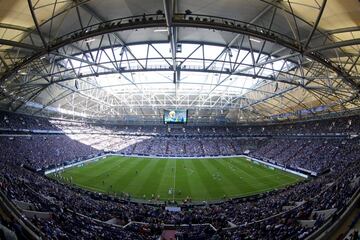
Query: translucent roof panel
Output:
[[57, 43, 296, 100]]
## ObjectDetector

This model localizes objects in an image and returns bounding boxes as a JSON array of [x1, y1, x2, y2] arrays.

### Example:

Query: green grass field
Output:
[[50, 156, 303, 201]]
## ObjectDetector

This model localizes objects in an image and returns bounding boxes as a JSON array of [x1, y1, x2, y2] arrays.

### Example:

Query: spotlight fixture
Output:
[[185, 9, 192, 15], [85, 38, 95, 43], [154, 28, 168, 32], [249, 38, 261, 43]]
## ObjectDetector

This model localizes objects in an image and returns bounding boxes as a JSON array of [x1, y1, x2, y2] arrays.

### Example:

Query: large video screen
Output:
[[163, 109, 188, 124]]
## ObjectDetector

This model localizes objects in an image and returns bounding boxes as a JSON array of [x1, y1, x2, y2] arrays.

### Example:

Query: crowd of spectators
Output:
[[2, 110, 360, 137], [2, 132, 357, 175], [0, 134, 264, 170], [1, 110, 360, 239], [251, 138, 360, 174], [0, 135, 101, 170], [0, 144, 359, 239]]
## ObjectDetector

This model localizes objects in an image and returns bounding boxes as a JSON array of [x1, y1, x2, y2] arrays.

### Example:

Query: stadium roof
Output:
[[0, 0, 359, 123]]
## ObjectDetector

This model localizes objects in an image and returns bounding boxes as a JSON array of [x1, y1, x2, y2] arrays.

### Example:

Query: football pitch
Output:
[[50, 156, 303, 201]]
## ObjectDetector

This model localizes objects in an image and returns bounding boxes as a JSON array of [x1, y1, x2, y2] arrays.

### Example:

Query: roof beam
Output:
[[0, 23, 32, 33], [79, 3, 145, 69], [0, 13, 357, 90], [53, 52, 114, 71], [163, 0, 177, 84], [27, 0, 48, 48], [227, 3, 274, 47], [0, 55, 9, 71], [0, 39, 40, 51], [239, 85, 297, 111], [304, 0, 327, 49], [326, 26, 360, 35], [236, 52, 299, 74], [309, 38, 360, 52]]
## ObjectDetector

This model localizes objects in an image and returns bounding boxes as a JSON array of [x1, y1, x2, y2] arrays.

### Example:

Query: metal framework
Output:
[[0, 0, 359, 123]]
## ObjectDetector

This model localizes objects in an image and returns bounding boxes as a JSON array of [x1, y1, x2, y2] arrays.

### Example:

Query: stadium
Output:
[[0, 0, 359, 239]]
